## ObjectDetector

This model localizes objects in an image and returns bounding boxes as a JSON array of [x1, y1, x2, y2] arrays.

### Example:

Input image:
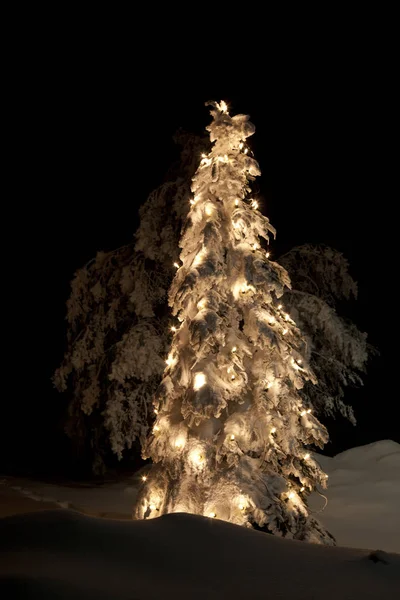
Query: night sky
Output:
[[4, 46, 396, 477]]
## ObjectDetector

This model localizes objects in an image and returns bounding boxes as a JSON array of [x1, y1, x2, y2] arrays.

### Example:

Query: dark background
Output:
[[4, 34, 396, 478]]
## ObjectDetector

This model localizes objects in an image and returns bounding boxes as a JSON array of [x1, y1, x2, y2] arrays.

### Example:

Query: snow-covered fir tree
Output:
[[134, 101, 335, 544], [55, 133, 369, 477]]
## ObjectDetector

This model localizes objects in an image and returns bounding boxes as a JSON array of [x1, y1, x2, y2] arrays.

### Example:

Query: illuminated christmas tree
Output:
[[134, 101, 334, 543]]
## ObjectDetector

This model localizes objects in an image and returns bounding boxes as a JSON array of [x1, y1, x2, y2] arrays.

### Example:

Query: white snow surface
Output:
[[309, 440, 400, 553], [1, 510, 399, 599], [2, 440, 400, 553]]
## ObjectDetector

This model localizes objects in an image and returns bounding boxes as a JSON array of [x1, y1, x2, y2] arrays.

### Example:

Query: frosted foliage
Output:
[[280, 245, 369, 423], [53, 132, 203, 473], [134, 102, 334, 544]]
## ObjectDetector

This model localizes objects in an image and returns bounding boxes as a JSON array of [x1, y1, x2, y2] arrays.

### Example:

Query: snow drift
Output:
[[1, 510, 399, 599], [309, 440, 400, 553]]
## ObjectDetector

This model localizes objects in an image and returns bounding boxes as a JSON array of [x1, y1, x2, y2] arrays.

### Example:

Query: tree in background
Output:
[[55, 133, 370, 477], [133, 101, 335, 543]]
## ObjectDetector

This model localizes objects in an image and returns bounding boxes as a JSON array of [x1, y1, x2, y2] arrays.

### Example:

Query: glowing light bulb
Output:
[[253, 243, 258, 251], [209, 512, 216, 518], [298, 359, 302, 365], [325, 474, 329, 479], [232, 346, 237, 353], [300, 486, 305, 492], [285, 313, 290, 321], [205, 205, 213, 216], [251, 199, 258, 209], [266, 251, 270, 258], [166, 354, 174, 367], [278, 304, 283, 310], [170, 326, 177, 332], [270, 427, 276, 434], [149, 504, 156, 510], [304, 453, 310, 460], [300, 410, 307, 417], [231, 375, 236, 380], [238, 503, 245, 510], [244, 148, 248, 154], [282, 328, 288, 335], [190, 199, 195, 205], [142, 475, 147, 482], [230, 434, 235, 440], [239, 142, 244, 149], [307, 408, 312, 414], [201, 153, 207, 159], [173, 262, 180, 269], [175, 437, 185, 449], [288, 491, 295, 499], [154, 408, 158, 415], [153, 425, 160, 432], [197, 298, 206, 309], [235, 199, 239, 206], [220, 100, 228, 113], [193, 372, 207, 391]]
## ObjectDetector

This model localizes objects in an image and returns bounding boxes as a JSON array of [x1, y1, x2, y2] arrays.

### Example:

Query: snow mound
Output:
[[310, 440, 400, 553], [1, 510, 399, 599]]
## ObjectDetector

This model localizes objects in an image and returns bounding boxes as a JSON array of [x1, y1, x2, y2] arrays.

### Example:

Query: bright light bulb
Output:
[[209, 512, 216, 518], [193, 372, 207, 391], [197, 298, 206, 309], [232, 346, 237, 353], [304, 453, 310, 460], [300, 486, 305, 492], [238, 503, 245, 510], [288, 491, 295, 499], [244, 148, 248, 154], [149, 504, 156, 510], [170, 326, 177, 332], [142, 475, 147, 482], [300, 410, 307, 417], [251, 199, 258, 209], [154, 408, 158, 415], [325, 474, 329, 479], [175, 437, 185, 449], [239, 142, 244, 149], [205, 205, 213, 216], [201, 153, 207, 159], [235, 199, 239, 206], [253, 243, 258, 250], [278, 304, 282, 310], [270, 427, 276, 434], [230, 434, 235, 440], [153, 425, 160, 432], [193, 248, 206, 268], [173, 262, 180, 269], [231, 375, 236, 380], [220, 100, 228, 113], [307, 408, 312, 414], [190, 199, 195, 205], [282, 328, 288, 335], [285, 313, 290, 321], [266, 252, 270, 258], [166, 354, 175, 367]]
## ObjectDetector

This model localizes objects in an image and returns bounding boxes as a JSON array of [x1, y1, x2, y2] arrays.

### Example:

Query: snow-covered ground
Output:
[[1, 509, 399, 599], [1, 440, 399, 552]]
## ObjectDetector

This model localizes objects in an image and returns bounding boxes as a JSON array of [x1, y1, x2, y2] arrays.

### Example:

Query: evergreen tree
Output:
[[133, 101, 335, 543], [55, 134, 369, 478]]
